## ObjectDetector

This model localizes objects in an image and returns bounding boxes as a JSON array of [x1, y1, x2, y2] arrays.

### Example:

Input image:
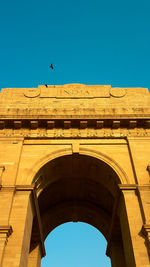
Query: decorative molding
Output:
[[0, 166, 5, 171], [147, 165, 150, 176], [112, 120, 120, 128], [0, 186, 15, 191], [118, 184, 137, 190], [138, 185, 150, 191], [64, 120, 71, 129], [0, 166, 5, 186], [129, 120, 137, 128], [30, 121, 38, 129], [0, 121, 5, 129], [109, 87, 126, 98], [142, 224, 150, 242], [24, 88, 40, 98], [96, 120, 104, 128], [47, 120, 55, 129], [0, 126, 150, 138], [0, 118, 149, 139], [0, 119, 149, 130], [0, 225, 13, 238], [145, 120, 150, 128], [119, 184, 150, 191], [0, 185, 34, 192], [15, 185, 35, 191], [80, 121, 87, 129], [14, 121, 22, 129]]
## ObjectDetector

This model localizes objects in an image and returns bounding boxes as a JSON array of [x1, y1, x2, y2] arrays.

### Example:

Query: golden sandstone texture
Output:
[[0, 84, 150, 267]]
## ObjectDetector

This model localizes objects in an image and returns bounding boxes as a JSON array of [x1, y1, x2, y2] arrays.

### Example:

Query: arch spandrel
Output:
[[25, 147, 129, 187]]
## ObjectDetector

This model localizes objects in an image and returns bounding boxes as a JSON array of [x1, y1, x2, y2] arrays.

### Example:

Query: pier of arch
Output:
[[0, 84, 150, 266]]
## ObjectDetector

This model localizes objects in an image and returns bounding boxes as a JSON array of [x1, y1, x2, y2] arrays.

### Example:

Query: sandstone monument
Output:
[[0, 84, 150, 266]]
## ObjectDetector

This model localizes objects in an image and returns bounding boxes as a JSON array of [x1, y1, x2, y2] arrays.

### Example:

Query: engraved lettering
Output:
[[64, 89, 70, 95], [72, 90, 78, 94]]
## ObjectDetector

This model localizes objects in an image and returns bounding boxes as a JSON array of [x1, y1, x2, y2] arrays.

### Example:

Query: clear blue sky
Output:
[[0, 0, 150, 266], [0, 0, 150, 89], [42, 222, 111, 267]]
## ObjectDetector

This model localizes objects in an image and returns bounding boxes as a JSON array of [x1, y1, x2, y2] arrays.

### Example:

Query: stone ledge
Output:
[[0, 226, 13, 237], [119, 184, 150, 191]]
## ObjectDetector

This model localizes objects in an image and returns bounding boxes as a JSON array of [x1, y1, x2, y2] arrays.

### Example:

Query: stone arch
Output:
[[27, 147, 129, 187], [28, 151, 128, 267]]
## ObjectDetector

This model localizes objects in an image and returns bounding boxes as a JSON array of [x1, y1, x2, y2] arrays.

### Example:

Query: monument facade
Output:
[[0, 84, 150, 266]]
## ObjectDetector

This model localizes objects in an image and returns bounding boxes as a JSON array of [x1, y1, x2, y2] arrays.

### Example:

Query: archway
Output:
[[1, 84, 150, 267], [28, 153, 127, 267]]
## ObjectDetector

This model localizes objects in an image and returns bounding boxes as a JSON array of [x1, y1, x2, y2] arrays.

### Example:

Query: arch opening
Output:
[[29, 153, 126, 266], [41, 222, 111, 267]]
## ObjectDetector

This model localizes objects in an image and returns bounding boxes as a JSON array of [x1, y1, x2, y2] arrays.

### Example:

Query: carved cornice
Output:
[[0, 119, 150, 130], [0, 119, 149, 138]]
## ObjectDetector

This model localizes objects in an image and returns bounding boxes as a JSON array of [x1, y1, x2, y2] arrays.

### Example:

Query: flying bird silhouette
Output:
[[50, 64, 54, 69]]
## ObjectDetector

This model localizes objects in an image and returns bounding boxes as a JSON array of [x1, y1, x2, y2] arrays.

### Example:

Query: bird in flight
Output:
[[50, 64, 54, 69]]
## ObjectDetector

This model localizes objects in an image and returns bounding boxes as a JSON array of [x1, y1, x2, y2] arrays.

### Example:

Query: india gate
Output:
[[0, 83, 150, 267]]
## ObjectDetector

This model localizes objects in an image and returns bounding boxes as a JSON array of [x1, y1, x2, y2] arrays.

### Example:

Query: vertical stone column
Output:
[[27, 244, 42, 267], [2, 187, 34, 267], [27, 189, 45, 267], [137, 185, 150, 259], [0, 165, 14, 266], [0, 139, 25, 265], [108, 240, 126, 267], [106, 187, 127, 267], [119, 185, 150, 267]]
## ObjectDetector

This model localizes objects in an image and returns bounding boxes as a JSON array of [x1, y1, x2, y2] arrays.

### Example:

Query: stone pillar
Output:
[[137, 185, 150, 260], [2, 188, 34, 267], [0, 185, 14, 266], [108, 240, 126, 267], [119, 185, 150, 267], [27, 244, 42, 267]]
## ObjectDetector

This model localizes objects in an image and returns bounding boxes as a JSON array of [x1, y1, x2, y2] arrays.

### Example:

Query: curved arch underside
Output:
[[31, 154, 122, 247]]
